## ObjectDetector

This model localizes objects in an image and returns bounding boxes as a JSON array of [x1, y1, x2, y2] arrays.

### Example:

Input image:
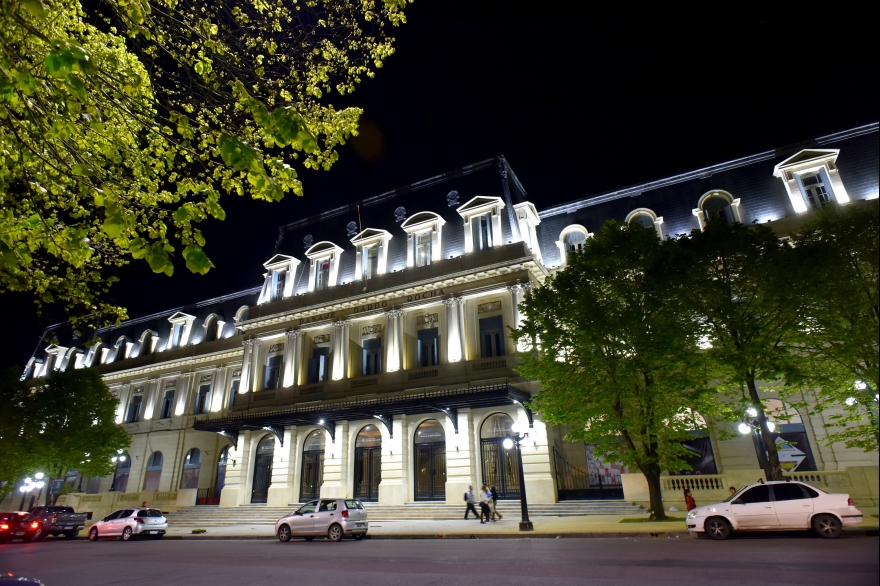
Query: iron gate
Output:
[[480, 439, 521, 499], [354, 447, 381, 502], [553, 447, 623, 500], [250, 453, 273, 504], [300, 450, 324, 501], [413, 443, 446, 501]]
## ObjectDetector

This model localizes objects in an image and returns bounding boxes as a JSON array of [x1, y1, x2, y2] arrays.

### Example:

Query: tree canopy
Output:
[[513, 222, 725, 519], [1, 0, 409, 333], [0, 367, 130, 499]]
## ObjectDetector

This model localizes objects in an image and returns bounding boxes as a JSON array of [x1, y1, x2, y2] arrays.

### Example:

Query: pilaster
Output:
[[267, 426, 297, 506], [445, 408, 475, 504], [379, 415, 408, 505], [320, 421, 349, 498]]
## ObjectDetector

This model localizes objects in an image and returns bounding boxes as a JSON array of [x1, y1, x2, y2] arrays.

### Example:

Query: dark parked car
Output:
[[28, 505, 89, 540], [0, 511, 44, 543]]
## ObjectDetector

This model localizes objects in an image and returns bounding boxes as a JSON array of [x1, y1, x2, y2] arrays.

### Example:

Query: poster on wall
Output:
[[672, 436, 718, 475], [752, 430, 817, 473], [584, 444, 631, 486]]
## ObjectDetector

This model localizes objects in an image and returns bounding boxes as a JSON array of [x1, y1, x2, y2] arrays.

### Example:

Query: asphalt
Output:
[[2, 534, 877, 586]]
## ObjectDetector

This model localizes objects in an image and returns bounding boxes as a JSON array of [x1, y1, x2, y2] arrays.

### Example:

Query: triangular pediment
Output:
[[775, 149, 838, 170], [263, 254, 297, 268], [168, 311, 195, 323], [456, 195, 504, 215], [350, 228, 391, 244]]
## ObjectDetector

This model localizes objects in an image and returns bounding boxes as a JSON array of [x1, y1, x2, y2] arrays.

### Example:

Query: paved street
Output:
[[1, 535, 877, 586]]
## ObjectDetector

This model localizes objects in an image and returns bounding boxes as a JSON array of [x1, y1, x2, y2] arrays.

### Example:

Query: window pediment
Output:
[[304, 241, 343, 259], [772, 148, 849, 213], [263, 254, 300, 271], [773, 149, 839, 173], [456, 195, 505, 217], [350, 228, 392, 246], [168, 311, 196, 324], [401, 212, 445, 231]]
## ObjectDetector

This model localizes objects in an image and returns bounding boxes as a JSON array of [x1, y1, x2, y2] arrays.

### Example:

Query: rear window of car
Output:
[[48, 506, 75, 513], [0, 513, 14, 522], [138, 509, 163, 517], [344, 500, 363, 510]]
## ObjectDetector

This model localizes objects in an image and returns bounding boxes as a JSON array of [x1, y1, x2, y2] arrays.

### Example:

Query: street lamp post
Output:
[[17, 474, 45, 512], [738, 408, 777, 480], [503, 422, 533, 532]]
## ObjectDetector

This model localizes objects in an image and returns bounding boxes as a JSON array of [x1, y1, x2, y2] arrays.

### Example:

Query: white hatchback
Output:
[[88, 508, 168, 541], [687, 480, 862, 540]]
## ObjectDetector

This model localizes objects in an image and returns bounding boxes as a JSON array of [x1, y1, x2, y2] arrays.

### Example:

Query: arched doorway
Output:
[[300, 430, 325, 501], [180, 448, 201, 489], [142, 451, 163, 491], [112, 452, 131, 492], [354, 425, 381, 502], [480, 413, 521, 499], [413, 419, 446, 501], [251, 436, 275, 503], [215, 447, 229, 498]]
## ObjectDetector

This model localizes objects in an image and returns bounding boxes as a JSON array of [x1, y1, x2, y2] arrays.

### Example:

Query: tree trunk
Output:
[[746, 376, 784, 480], [643, 465, 667, 520]]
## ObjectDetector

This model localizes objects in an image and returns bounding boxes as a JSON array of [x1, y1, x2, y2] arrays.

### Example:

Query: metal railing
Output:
[[552, 447, 623, 500]]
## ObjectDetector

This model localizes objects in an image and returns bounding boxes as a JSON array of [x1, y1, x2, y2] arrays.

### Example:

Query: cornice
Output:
[[102, 348, 243, 382]]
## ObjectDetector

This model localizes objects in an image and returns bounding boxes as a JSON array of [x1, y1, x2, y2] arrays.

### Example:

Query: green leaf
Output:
[[22, 0, 47, 19], [15, 70, 36, 95], [183, 246, 211, 274], [172, 206, 191, 222]]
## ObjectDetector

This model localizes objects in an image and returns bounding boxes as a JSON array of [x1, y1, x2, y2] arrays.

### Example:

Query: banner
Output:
[[752, 430, 817, 473]]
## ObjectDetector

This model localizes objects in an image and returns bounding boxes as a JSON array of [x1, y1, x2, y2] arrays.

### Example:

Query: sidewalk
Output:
[[162, 514, 879, 540]]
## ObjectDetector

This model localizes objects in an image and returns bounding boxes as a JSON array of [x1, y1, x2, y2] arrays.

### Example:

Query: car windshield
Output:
[[722, 488, 747, 503], [138, 509, 163, 517], [298, 501, 317, 514]]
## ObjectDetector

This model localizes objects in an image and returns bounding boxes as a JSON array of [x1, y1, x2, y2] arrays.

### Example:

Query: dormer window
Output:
[[773, 149, 850, 214], [167, 312, 196, 350], [350, 229, 392, 281], [693, 191, 742, 231], [625, 208, 665, 239], [400, 213, 444, 268], [456, 196, 505, 254], [305, 241, 344, 292], [513, 201, 542, 262], [555, 225, 591, 266], [258, 254, 300, 303]]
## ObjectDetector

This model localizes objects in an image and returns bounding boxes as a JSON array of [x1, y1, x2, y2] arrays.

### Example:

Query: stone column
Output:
[[379, 415, 408, 505], [114, 383, 131, 424], [442, 297, 465, 363], [267, 427, 296, 506], [220, 431, 250, 508], [445, 409, 476, 505], [516, 410, 556, 504], [331, 321, 350, 381], [508, 282, 532, 351], [142, 379, 159, 420], [175, 373, 193, 416], [210, 368, 227, 412], [384, 310, 405, 373], [249, 340, 263, 393], [239, 340, 254, 394], [320, 421, 349, 498], [282, 330, 301, 387]]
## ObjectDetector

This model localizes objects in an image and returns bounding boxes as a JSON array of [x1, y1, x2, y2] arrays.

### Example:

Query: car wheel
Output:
[[28, 527, 46, 543], [812, 514, 842, 539], [121, 527, 133, 542], [705, 517, 732, 541], [89, 527, 99, 542], [278, 525, 291, 542], [328, 524, 343, 543], [64, 532, 78, 540], [304, 536, 314, 542]]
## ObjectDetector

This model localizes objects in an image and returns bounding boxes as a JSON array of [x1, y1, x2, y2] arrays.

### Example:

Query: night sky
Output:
[[2, 5, 877, 370]]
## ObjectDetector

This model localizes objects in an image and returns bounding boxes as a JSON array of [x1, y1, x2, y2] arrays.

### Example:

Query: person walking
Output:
[[478, 484, 492, 524], [490, 485, 502, 521], [463, 485, 479, 520], [684, 488, 697, 512]]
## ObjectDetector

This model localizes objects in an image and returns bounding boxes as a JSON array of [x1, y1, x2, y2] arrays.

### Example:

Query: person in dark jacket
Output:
[[490, 485, 502, 521]]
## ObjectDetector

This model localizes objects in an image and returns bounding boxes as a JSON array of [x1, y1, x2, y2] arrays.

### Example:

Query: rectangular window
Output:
[[415, 231, 432, 267], [171, 324, 183, 349], [363, 338, 382, 376], [194, 383, 211, 415], [126, 394, 143, 423], [479, 316, 505, 358], [316, 259, 331, 291], [417, 328, 439, 367], [362, 245, 378, 280], [263, 355, 282, 390], [471, 213, 493, 252], [160, 389, 175, 419], [272, 270, 286, 301], [308, 348, 330, 384], [228, 379, 240, 409], [801, 173, 833, 211]]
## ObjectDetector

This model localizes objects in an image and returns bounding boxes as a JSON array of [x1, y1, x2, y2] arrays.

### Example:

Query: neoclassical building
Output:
[[9, 122, 879, 514]]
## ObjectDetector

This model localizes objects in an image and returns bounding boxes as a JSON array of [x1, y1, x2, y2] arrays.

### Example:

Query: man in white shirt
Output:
[[464, 485, 478, 520], [478, 484, 492, 524]]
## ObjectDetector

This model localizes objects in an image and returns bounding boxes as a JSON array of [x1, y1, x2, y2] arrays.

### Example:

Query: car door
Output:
[[772, 483, 813, 528], [730, 485, 779, 529], [311, 499, 338, 535], [112, 510, 135, 535], [101, 510, 123, 535], [290, 501, 317, 535]]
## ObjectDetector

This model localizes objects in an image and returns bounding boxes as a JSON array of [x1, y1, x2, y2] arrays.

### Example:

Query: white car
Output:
[[687, 480, 862, 540], [88, 508, 168, 541]]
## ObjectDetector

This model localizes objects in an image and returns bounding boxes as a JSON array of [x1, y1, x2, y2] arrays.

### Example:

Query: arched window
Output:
[[354, 425, 382, 501], [180, 448, 201, 489], [138, 330, 156, 357], [400, 212, 445, 268], [142, 451, 163, 491], [112, 451, 131, 492], [556, 225, 590, 266], [694, 191, 741, 230], [300, 430, 325, 501], [113, 336, 130, 362], [216, 447, 229, 497], [625, 208, 664, 239], [413, 420, 446, 501], [203, 314, 224, 343], [233, 306, 249, 336], [479, 413, 521, 498], [252, 436, 276, 504], [480, 412, 514, 439]]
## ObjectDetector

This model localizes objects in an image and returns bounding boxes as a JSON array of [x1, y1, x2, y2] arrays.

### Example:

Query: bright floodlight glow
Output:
[[35, 481, 45, 489], [19, 486, 26, 493], [502, 438, 514, 450], [319, 419, 325, 425], [117, 449, 123, 454], [24, 477, 32, 484], [766, 421, 776, 432], [746, 407, 758, 418], [854, 380, 867, 391], [737, 423, 751, 435], [119, 455, 127, 462], [510, 422, 523, 434], [34, 472, 44, 480], [845, 397, 857, 406], [111, 456, 117, 463]]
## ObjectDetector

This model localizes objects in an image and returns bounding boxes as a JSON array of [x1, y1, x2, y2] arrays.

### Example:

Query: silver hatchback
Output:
[[275, 499, 368, 542], [88, 508, 168, 541]]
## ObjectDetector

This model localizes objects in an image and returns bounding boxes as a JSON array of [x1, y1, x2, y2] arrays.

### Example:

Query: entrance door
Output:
[[480, 413, 520, 499], [413, 419, 446, 501], [354, 425, 382, 502], [300, 430, 325, 501], [251, 436, 275, 504]]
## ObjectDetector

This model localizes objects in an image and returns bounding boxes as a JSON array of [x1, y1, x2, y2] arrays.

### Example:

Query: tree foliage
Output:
[[0, 0, 409, 333], [790, 200, 879, 451], [513, 222, 726, 519], [0, 367, 130, 498]]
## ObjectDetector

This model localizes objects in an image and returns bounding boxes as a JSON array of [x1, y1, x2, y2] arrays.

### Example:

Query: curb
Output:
[[165, 528, 878, 540]]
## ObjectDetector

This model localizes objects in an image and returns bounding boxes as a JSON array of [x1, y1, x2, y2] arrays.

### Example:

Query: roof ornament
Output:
[[303, 234, 313, 249], [394, 206, 407, 223], [446, 190, 460, 207], [346, 221, 358, 237]]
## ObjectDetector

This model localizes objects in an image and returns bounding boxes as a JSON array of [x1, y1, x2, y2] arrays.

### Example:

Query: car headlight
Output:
[[687, 511, 697, 519]]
